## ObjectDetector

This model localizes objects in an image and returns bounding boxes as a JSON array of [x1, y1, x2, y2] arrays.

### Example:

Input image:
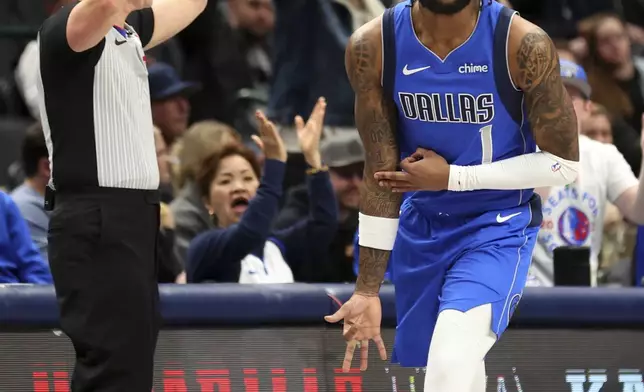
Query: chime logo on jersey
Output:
[[398, 92, 495, 124]]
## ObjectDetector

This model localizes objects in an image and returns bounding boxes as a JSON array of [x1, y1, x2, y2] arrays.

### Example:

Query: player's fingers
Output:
[[374, 171, 410, 182], [342, 341, 357, 373], [392, 186, 419, 193], [373, 334, 388, 360], [343, 323, 359, 341], [360, 340, 369, 371], [324, 305, 349, 323]]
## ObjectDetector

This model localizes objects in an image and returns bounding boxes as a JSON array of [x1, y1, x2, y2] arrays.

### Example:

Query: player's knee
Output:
[[425, 344, 464, 383], [424, 306, 496, 390]]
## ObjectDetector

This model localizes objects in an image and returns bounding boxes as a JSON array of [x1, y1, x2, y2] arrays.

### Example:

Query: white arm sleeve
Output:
[[448, 151, 580, 192]]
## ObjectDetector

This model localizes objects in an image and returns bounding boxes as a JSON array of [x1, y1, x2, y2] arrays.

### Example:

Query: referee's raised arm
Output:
[[36, 1, 206, 391]]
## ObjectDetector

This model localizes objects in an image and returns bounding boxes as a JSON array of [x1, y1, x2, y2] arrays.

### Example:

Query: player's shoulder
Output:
[[506, 14, 557, 89], [345, 14, 384, 88], [348, 14, 383, 52]]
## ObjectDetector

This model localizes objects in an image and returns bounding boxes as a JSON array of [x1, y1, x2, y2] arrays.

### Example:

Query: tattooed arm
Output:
[[346, 18, 401, 295], [509, 17, 579, 161]]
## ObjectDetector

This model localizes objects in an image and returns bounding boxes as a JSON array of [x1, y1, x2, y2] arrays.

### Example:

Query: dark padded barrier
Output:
[[323, 284, 644, 327], [1, 284, 644, 328]]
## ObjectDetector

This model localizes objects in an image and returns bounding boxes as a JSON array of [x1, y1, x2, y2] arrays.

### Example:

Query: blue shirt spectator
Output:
[[0, 191, 52, 284], [10, 122, 51, 261], [187, 149, 337, 283], [11, 185, 48, 261]]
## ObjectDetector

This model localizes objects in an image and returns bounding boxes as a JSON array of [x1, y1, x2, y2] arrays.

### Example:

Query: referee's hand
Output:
[[253, 111, 287, 162]]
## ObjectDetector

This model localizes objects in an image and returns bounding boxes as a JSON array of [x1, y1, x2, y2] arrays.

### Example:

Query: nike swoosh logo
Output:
[[402, 64, 431, 76], [496, 212, 522, 223], [115, 39, 127, 46]]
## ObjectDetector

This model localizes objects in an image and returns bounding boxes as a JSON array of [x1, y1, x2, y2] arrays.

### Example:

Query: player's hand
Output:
[[374, 148, 449, 192], [253, 110, 287, 162], [324, 293, 387, 372], [296, 97, 326, 169]]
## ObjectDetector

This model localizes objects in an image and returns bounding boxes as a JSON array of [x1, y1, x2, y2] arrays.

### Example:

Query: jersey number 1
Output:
[[480, 125, 493, 164]]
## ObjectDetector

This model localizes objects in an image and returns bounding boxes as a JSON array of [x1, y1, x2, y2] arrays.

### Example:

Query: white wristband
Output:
[[358, 213, 399, 251], [448, 151, 580, 191]]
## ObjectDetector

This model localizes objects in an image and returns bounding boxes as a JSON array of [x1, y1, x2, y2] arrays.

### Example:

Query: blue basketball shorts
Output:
[[389, 195, 542, 367]]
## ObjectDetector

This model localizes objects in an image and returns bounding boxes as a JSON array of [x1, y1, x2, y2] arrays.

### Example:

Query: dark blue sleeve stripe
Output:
[[492, 6, 523, 125], [381, 6, 397, 101]]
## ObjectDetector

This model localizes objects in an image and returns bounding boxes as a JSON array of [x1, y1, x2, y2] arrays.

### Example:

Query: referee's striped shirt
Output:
[[36, 4, 159, 191]]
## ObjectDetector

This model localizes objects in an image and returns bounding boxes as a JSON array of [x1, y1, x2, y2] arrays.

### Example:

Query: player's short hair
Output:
[[21, 122, 48, 178], [196, 144, 261, 199]]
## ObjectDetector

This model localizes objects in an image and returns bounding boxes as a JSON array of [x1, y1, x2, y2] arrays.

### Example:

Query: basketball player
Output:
[[325, 0, 579, 391]]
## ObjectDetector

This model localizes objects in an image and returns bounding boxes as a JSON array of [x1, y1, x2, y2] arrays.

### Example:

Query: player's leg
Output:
[[424, 304, 496, 391], [424, 197, 541, 391], [389, 201, 448, 367], [470, 361, 487, 392]]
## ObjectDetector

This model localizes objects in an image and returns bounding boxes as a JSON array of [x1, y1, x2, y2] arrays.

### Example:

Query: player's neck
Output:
[[413, 0, 480, 45]]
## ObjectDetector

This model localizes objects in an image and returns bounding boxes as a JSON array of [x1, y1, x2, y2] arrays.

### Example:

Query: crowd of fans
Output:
[[1, 0, 644, 287]]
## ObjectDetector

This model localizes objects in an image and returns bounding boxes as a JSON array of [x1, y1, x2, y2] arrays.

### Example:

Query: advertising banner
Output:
[[1, 327, 643, 391]]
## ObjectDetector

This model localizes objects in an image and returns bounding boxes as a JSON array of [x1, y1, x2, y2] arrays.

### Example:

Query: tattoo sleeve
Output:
[[516, 28, 579, 161], [345, 28, 402, 295]]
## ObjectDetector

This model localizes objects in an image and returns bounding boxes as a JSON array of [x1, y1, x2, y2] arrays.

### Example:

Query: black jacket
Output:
[[274, 184, 358, 283]]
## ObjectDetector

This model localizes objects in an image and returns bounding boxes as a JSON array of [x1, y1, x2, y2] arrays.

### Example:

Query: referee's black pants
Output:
[[47, 187, 161, 392]]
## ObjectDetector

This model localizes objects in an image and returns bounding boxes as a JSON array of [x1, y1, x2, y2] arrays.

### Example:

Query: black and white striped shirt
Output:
[[36, 4, 159, 191]]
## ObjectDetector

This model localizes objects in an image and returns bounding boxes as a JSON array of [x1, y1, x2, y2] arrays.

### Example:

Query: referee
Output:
[[36, 0, 206, 391]]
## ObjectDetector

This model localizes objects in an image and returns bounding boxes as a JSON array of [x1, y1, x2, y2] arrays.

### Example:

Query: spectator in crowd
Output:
[[187, 99, 337, 283], [158, 203, 186, 283], [177, 0, 274, 126], [149, 62, 200, 149], [274, 132, 364, 282], [0, 191, 52, 284], [171, 120, 242, 266], [268, 0, 384, 192], [584, 14, 644, 133], [10, 123, 50, 261], [581, 103, 638, 283], [14, 0, 75, 120], [531, 60, 644, 287], [582, 102, 613, 143]]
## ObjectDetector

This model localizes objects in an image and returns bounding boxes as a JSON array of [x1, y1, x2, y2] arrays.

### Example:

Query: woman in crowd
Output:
[[583, 14, 644, 132], [170, 121, 242, 265], [187, 98, 337, 283]]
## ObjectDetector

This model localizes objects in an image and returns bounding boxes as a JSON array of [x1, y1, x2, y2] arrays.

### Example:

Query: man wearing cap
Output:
[[530, 60, 644, 286], [274, 132, 364, 282], [149, 61, 201, 148]]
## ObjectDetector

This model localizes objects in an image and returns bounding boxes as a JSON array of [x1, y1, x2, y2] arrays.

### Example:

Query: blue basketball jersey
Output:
[[382, 0, 536, 216]]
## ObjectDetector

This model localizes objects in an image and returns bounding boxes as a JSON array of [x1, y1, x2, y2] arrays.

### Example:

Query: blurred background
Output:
[[2, 0, 644, 286]]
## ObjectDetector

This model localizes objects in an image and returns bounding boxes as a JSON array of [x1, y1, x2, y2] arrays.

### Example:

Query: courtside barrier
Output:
[[1, 284, 643, 391]]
